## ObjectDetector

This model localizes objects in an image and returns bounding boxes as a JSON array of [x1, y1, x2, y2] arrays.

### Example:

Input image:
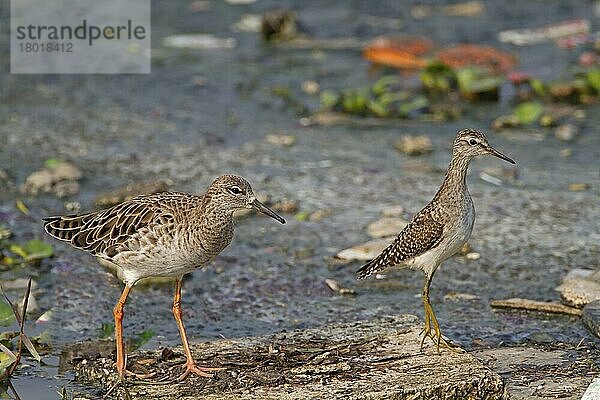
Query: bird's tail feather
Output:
[[356, 242, 396, 279]]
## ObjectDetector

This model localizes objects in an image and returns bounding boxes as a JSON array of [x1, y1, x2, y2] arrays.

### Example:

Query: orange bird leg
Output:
[[113, 284, 132, 378], [172, 278, 224, 381]]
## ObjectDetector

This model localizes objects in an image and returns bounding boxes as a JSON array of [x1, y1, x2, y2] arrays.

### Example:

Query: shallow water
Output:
[[0, 0, 599, 398]]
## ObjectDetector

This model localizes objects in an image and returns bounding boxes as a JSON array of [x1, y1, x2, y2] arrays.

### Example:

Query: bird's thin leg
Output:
[[419, 271, 461, 353], [420, 272, 435, 351], [113, 284, 132, 378], [172, 278, 224, 381]]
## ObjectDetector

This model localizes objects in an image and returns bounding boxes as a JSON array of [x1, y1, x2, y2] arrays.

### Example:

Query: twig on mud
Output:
[[0, 278, 34, 400]]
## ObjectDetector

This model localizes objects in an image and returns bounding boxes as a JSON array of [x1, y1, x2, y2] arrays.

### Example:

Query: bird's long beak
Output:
[[251, 198, 286, 224], [487, 146, 516, 165]]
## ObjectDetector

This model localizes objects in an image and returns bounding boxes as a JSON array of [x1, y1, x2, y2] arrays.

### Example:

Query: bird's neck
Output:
[[436, 153, 471, 199], [200, 197, 234, 229]]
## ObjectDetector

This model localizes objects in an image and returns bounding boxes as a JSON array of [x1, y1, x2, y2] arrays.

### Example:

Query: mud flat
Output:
[[72, 315, 505, 399]]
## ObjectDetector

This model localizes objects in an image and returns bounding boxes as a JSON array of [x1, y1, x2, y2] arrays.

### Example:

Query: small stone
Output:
[[225, 0, 256, 4], [233, 14, 262, 32], [555, 123, 578, 142], [271, 200, 299, 214], [21, 170, 54, 195], [266, 134, 296, 147], [64, 201, 82, 212], [481, 167, 519, 184], [559, 148, 572, 158], [395, 135, 433, 156], [51, 161, 82, 181], [582, 300, 600, 338], [336, 237, 394, 261], [466, 252, 481, 260], [459, 242, 473, 255], [557, 269, 600, 308], [325, 279, 356, 295], [301, 80, 320, 95], [527, 332, 555, 344], [53, 180, 80, 198], [568, 183, 590, 192], [380, 205, 404, 217], [444, 292, 479, 301], [309, 209, 331, 221], [191, 76, 207, 86], [367, 217, 407, 238]]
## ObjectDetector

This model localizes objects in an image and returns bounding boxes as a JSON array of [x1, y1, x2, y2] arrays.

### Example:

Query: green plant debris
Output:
[[420, 62, 456, 92], [0, 302, 16, 327], [456, 67, 503, 100], [129, 330, 155, 351], [100, 322, 115, 339], [586, 68, 600, 93], [8, 239, 53, 263], [43, 158, 63, 169], [513, 102, 544, 124]]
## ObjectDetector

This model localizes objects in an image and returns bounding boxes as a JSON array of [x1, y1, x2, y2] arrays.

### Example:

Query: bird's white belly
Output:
[[110, 243, 214, 284], [410, 203, 475, 274]]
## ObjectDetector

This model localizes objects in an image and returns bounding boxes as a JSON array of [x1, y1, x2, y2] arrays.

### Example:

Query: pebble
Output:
[[556, 268, 600, 308], [367, 217, 407, 238], [465, 252, 481, 260], [162, 34, 236, 49], [336, 237, 394, 261], [233, 14, 262, 32], [325, 279, 356, 295], [266, 134, 296, 147], [554, 123, 578, 142], [444, 292, 479, 301], [301, 80, 320, 95], [380, 205, 404, 217], [582, 300, 600, 338], [527, 332, 555, 344], [394, 135, 433, 156], [559, 148, 572, 158], [20, 161, 82, 198], [568, 183, 590, 192]]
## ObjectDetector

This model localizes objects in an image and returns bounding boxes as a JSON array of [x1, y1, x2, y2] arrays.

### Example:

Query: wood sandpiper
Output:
[[44, 175, 286, 380], [356, 128, 515, 351]]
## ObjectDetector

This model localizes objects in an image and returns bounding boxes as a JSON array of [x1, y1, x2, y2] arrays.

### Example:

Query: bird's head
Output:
[[207, 175, 286, 224], [453, 128, 515, 164]]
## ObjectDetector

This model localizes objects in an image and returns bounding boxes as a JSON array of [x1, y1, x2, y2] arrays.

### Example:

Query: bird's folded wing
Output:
[[356, 211, 444, 279], [43, 198, 174, 258]]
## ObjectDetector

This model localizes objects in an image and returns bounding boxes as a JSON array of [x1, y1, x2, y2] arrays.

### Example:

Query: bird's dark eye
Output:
[[468, 139, 478, 145], [228, 186, 243, 195]]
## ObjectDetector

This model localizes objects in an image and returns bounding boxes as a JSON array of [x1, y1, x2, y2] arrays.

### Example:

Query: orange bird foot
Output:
[[174, 362, 225, 381]]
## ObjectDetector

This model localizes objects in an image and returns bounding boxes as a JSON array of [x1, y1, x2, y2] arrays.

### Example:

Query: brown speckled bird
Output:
[[357, 128, 515, 351], [44, 175, 285, 380]]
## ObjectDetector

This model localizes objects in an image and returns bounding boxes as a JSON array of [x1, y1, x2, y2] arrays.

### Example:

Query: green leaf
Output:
[[0, 302, 15, 327], [100, 322, 115, 339], [513, 102, 544, 125], [319, 90, 340, 109], [372, 75, 401, 96], [44, 158, 62, 169], [456, 67, 503, 95], [367, 100, 389, 118], [22, 334, 41, 362], [8, 244, 28, 259], [529, 78, 546, 96], [398, 95, 429, 117], [586, 68, 600, 92], [0, 350, 16, 376], [129, 330, 155, 351], [22, 239, 54, 261]]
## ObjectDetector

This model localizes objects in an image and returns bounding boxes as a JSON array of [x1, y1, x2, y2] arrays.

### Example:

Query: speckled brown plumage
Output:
[[44, 174, 286, 381], [356, 128, 515, 352]]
